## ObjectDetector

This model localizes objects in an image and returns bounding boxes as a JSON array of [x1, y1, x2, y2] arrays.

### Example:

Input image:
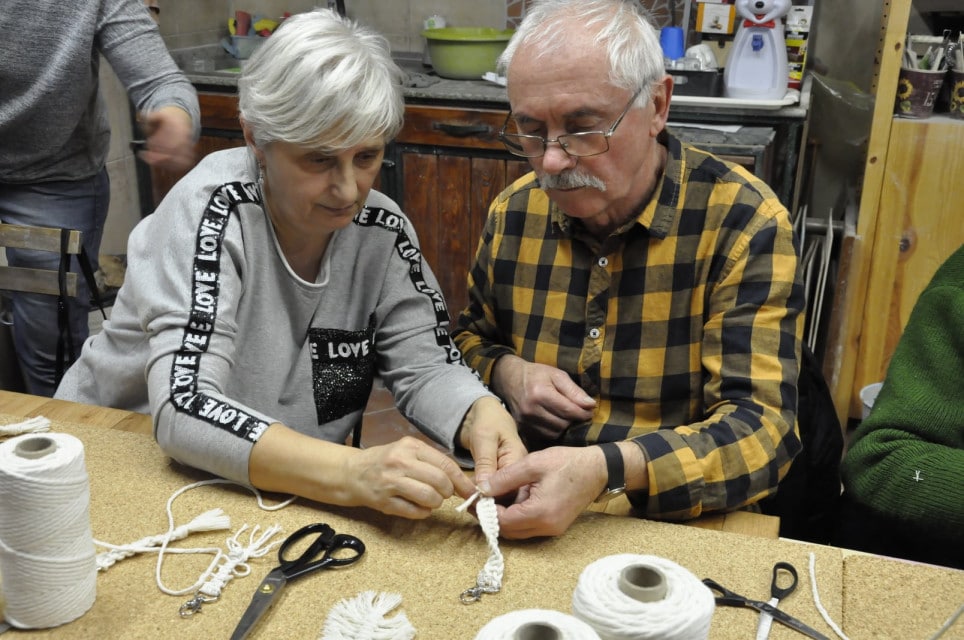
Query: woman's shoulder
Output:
[[133, 148, 261, 243], [153, 148, 258, 215]]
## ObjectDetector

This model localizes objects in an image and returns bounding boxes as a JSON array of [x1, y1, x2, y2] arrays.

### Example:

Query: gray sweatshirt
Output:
[[56, 148, 494, 484], [0, 0, 200, 183]]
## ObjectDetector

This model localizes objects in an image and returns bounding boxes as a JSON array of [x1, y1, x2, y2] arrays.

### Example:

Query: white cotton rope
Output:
[[320, 591, 416, 640], [571, 554, 715, 640], [93, 508, 232, 571], [475, 609, 601, 640], [0, 433, 96, 629], [153, 478, 295, 599], [808, 552, 850, 640], [0, 416, 51, 437]]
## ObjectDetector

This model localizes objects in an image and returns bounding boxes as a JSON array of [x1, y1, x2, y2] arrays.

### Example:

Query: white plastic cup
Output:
[[422, 15, 447, 66], [859, 382, 884, 420]]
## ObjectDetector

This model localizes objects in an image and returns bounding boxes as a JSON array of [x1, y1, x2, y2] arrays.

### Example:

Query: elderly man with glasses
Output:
[[452, 0, 805, 539]]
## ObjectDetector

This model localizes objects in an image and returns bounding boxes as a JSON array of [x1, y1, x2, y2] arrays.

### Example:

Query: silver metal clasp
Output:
[[179, 592, 218, 617]]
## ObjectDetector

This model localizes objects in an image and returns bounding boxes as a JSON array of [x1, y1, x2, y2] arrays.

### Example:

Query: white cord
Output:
[[808, 552, 850, 640], [153, 478, 295, 597], [928, 604, 964, 640], [94, 508, 231, 571], [195, 524, 284, 599]]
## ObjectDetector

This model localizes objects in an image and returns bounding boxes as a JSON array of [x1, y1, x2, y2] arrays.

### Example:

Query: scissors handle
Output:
[[279, 523, 365, 581], [702, 578, 751, 607], [770, 562, 798, 600]]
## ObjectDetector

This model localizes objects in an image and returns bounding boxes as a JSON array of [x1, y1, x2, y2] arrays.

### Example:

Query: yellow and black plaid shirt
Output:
[[453, 133, 805, 519]]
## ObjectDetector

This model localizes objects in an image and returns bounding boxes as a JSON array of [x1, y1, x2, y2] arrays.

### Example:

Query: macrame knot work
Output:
[[456, 490, 504, 604]]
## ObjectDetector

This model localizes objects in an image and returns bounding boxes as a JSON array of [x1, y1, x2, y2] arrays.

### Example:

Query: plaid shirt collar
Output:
[[545, 130, 683, 243]]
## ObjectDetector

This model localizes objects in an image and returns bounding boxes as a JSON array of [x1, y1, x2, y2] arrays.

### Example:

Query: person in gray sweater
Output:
[[56, 9, 526, 519], [0, 0, 200, 396]]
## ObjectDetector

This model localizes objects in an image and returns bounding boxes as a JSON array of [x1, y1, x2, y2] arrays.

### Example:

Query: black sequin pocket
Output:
[[308, 319, 376, 425]]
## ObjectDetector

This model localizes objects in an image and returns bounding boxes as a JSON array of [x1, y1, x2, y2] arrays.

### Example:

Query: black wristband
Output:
[[594, 442, 626, 503]]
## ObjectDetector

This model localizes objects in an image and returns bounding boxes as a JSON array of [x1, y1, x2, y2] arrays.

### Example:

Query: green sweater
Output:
[[841, 244, 964, 543]]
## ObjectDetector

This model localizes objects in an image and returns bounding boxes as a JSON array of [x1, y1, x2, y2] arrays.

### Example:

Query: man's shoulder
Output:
[[493, 171, 539, 206]]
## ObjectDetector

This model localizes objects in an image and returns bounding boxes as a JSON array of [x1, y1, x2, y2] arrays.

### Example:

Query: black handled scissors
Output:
[[703, 576, 829, 640], [756, 562, 799, 639], [229, 523, 365, 640]]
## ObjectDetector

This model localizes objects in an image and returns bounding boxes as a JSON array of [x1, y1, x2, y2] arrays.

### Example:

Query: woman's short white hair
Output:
[[498, 0, 664, 105], [238, 8, 404, 150]]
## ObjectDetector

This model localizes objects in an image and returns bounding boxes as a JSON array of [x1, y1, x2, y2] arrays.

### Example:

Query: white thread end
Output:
[[185, 509, 231, 533], [456, 488, 484, 513]]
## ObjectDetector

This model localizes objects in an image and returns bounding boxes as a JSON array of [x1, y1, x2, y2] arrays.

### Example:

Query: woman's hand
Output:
[[346, 436, 477, 518], [248, 424, 475, 519]]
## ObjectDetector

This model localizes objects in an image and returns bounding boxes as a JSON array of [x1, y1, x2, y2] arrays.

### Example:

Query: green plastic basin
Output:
[[422, 27, 514, 80]]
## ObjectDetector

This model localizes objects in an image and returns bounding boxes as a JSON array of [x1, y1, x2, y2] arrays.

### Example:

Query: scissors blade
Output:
[[755, 597, 778, 640], [229, 568, 288, 640], [744, 599, 830, 640]]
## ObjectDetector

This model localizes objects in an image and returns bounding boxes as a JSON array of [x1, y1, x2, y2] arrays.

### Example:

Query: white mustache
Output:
[[537, 171, 607, 191]]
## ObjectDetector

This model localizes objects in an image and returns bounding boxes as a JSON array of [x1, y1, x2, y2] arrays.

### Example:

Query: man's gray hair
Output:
[[238, 8, 404, 150], [498, 0, 665, 105]]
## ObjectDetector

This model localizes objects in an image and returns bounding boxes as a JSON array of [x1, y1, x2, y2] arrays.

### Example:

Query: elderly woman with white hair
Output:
[[55, 9, 525, 519]]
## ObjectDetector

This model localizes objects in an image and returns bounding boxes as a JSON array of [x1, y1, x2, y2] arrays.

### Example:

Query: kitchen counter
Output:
[[169, 45, 811, 117], [171, 46, 510, 105]]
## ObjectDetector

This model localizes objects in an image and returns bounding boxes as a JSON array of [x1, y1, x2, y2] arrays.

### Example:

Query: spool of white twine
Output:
[[475, 609, 602, 640], [0, 433, 97, 629], [571, 554, 714, 640]]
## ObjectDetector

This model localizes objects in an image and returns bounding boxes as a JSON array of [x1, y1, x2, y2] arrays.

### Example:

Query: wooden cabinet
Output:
[[148, 92, 245, 206], [824, 0, 964, 423], [385, 104, 530, 322]]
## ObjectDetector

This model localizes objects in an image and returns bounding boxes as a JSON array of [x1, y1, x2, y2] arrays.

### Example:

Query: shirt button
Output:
[[588, 328, 601, 339], [597, 256, 608, 267]]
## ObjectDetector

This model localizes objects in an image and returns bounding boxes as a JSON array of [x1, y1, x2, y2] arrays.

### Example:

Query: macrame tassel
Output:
[[320, 591, 416, 640], [0, 416, 51, 437], [96, 509, 231, 571]]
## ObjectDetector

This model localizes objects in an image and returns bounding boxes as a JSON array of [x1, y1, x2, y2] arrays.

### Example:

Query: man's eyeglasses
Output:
[[499, 89, 642, 159]]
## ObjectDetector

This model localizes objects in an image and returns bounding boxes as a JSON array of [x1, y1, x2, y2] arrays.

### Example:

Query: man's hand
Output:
[[137, 106, 196, 173], [477, 445, 608, 539], [457, 396, 527, 493], [491, 355, 595, 442]]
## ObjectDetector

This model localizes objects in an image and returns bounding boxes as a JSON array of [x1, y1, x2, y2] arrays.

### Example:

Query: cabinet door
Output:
[[394, 105, 530, 322], [148, 92, 245, 209]]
